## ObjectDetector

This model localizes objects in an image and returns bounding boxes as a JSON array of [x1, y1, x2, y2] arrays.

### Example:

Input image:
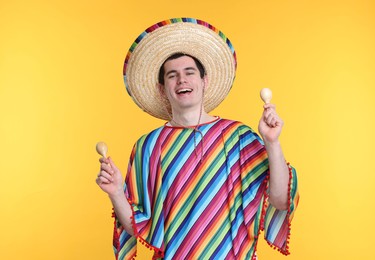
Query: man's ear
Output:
[[203, 75, 208, 89], [157, 83, 166, 97]]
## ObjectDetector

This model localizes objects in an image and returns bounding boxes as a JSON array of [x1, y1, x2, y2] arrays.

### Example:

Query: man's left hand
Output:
[[258, 103, 284, 143]]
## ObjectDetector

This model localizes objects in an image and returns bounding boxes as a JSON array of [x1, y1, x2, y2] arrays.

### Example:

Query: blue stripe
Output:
[[165, 156, 227, 255]]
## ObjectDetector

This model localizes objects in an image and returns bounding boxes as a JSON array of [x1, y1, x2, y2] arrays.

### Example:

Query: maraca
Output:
[[96, 142, 108, 158], [260, 88, 272, 104]]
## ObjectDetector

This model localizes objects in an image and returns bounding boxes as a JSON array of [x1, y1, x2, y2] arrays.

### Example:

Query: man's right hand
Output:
[[96, 157, 124, 197]]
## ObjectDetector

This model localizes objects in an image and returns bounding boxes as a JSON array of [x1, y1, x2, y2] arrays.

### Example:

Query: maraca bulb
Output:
[[96, 142, 108, 158], [260, 88, 272, 103]]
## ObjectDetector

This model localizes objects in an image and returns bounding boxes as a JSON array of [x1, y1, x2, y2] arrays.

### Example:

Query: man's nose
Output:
[[178, 74, 187, 85]]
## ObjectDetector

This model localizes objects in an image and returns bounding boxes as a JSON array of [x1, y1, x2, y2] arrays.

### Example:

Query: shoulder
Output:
[[134, 125, 165, 147], [218, 118, 255, 133], [218, 118, 263, 144]]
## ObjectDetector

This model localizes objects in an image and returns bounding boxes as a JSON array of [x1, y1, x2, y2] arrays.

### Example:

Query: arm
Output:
[[96, 157, 134, 235], [258, 103, 289, 210]]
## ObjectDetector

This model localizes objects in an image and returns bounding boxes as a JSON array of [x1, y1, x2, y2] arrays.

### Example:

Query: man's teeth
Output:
[[177, 88, 193, 94]]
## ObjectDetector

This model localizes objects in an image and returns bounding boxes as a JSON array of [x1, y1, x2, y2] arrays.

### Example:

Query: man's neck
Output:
[[170, 109, 215, 127]]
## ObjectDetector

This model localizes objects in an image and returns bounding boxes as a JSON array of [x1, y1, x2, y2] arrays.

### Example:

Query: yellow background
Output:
[[1, 0, 374, 259]]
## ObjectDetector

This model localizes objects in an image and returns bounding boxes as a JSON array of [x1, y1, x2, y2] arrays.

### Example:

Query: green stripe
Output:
[[134, 135, 147, 206], [162, 130, 192, 170], [198, 216, 231, 258], [242, 161, 268, 192], [165, 148, 227, 237]]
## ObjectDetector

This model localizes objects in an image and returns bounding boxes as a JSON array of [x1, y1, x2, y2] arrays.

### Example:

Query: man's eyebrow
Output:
[[184, 67, 197, 71], [165, 70, 177, 77]]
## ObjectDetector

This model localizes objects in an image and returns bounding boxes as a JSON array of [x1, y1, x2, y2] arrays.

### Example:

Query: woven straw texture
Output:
[[123, 18, 236, 120]]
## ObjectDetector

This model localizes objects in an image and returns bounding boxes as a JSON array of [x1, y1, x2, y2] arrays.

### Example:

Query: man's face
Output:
[[159, 56, 207, 113]]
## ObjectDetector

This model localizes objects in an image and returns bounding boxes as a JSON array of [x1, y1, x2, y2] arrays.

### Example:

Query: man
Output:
[[96, 18, 299, 260]]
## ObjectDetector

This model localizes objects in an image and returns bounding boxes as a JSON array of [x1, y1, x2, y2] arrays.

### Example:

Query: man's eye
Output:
[[168, 75, 176, 79]]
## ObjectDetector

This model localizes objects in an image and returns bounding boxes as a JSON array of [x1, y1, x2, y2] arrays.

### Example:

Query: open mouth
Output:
[[176, 88, 193, 94]]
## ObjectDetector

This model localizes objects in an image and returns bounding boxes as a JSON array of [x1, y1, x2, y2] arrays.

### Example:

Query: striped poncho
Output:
[[113, 118, 299, 259]]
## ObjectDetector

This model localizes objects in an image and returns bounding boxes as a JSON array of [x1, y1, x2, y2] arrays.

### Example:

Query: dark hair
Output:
[[158, 53, 206, 85]]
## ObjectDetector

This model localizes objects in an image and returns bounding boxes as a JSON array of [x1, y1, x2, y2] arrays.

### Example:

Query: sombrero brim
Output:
[[123, 18, 237, 120]]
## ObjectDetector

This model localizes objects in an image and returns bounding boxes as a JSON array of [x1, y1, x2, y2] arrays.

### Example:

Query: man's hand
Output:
[[258, 103, 284, 144], [96, 157, 124, 197]]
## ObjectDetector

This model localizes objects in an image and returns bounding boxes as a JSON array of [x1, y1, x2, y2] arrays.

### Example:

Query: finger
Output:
[[264, 108, 279, 120], [97, 176, 111, 184], [100, 176, 112, 184], [97, 171, 113, 183], [101, 162, 114, 175], [100, 169, 114, 180], [265, 113, 276, 127], [265, 115, 274, 127], [264, 110, 275, 123], [263, 103, 276, 110], [108, 157, 119, 172], [269, 115, 283, 128], [99, 157, 110, 164], [96, 176, 107, 184], [275, 117, 284, 127], [263, 104, 277, 116], [264, 109, 275, 122], [96, 176, 108, 185], [270, 117, 278, 127]]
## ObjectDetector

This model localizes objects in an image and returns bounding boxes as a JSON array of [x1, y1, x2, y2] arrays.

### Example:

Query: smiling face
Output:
[[159, 55, 207, 115]]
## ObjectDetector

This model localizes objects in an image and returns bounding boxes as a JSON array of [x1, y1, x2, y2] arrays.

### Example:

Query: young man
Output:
[[96, 18, 299, 260]]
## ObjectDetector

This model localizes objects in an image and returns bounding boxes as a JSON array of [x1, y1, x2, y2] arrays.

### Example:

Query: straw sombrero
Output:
[[123, 18, 237, 120]]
